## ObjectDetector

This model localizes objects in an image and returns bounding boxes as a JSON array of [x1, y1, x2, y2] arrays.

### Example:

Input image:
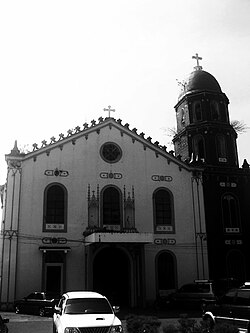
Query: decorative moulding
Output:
[[44, 168, 69, 177]]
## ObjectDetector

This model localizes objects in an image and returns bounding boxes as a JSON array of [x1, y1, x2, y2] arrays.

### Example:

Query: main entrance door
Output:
[[42, 250, 65, 296], [45, 263, 63, 294], [93, 247, 130, 306]]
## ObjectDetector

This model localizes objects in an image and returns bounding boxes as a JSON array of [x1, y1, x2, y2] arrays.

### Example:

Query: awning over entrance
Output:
[[84, 232, 153, 245], [39, 246, 71, 253]]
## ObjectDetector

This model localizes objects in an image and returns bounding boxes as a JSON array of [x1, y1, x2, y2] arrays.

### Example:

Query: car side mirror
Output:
[[54, 306, 62, 315], [113, 306, 120, 313]]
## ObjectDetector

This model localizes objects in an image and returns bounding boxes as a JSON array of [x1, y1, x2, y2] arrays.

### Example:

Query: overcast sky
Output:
[[1, 0, 250, 184]]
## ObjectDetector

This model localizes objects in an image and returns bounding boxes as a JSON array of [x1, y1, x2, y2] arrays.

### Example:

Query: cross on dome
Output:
[[192, 53, 203, 70]]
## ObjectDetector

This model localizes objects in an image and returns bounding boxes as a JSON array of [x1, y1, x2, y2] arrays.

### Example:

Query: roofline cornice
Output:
[[6, 117, 202, 172]]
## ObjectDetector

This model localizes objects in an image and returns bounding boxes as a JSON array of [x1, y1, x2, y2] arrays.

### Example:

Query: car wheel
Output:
[[39, 308, 45, 317]]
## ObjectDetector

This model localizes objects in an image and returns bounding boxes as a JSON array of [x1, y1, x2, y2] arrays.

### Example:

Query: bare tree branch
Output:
[[230, 120, 249, 134]]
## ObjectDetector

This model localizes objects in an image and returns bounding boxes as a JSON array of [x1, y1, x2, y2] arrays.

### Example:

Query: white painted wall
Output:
[[0, 121, 208, 306]]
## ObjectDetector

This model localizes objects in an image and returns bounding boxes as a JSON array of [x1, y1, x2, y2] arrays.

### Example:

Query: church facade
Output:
[[0, 115, 207, 309], [1, 58, 250, 310]]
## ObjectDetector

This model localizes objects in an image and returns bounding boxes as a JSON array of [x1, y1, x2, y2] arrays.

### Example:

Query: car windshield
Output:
[[64, 298, 113, 315]]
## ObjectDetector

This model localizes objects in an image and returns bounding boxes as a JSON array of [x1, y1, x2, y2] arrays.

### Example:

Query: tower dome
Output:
[[178, 53, 222, 100], [179, 69, 222, 100], [186, 69, 221, 93], [186, 69, 221, 94]]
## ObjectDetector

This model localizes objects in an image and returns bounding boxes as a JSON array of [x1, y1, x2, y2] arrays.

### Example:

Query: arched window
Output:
[[44, 184, 67, 232], [210, 100, 220, 120], [192, 101, 202, 122], [222, 194, 240, 232], [193, 135, 205, 161], [153, 188, 174, 232], [156, 251, 176, 295], [216, 134, 227, 161], [102, 186, 122, 229]]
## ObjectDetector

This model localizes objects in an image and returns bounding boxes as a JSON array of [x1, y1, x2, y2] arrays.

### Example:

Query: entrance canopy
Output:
[[39, 246, 71, 253], [84, 232, 153, 246]]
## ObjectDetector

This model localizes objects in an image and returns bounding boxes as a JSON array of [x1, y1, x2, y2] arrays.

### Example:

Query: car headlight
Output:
[[110, 325, 123, 333], [64, 328, 80, 333]]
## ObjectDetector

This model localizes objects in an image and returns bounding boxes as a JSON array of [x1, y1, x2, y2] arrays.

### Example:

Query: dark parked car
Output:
[[14, 292, 59, 316], [166, 280, 218, 308], [0, 315, 9, 333], [203, 285, 250, 332], [164, 279, 241, 309]]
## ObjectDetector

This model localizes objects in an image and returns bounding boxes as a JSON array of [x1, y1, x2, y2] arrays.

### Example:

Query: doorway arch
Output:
[[156, 251, 177, 296], [93, 246, 130, 306]]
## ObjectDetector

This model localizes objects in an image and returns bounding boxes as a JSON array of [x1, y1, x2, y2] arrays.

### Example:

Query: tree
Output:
[[230, 120, 249, 134]]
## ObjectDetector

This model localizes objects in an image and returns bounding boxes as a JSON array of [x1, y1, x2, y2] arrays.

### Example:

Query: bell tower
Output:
[[173, 56, 250, 283], [173, 54, 238, 167]]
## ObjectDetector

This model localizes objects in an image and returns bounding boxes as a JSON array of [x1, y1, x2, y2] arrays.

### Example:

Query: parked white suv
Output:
[[53, 291, 123, 333]]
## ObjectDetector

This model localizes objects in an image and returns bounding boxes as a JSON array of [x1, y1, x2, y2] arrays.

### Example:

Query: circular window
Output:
[[100, 142, 122, 163]]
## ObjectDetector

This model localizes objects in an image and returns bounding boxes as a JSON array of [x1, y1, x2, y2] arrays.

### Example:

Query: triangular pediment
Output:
[[7, 117, 200, 171]]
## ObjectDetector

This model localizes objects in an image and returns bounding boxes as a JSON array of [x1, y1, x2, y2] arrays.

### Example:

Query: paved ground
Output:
[[0, 309, 202, 333], [0, 312, 52, 333], [0, 311, 51, 322], [118, 306, 202, 319]]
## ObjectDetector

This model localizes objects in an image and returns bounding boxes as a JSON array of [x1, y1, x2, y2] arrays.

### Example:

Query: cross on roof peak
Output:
[[192, 53, 203, 71], [103, 105, 115, 118]]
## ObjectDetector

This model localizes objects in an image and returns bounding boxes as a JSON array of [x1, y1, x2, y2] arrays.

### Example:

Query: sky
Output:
[[0, 0, 250, 185]]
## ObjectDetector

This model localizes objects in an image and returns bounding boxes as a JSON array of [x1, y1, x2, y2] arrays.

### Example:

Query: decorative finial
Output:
[[10, 140, 20, 156], [242, 159, 250, 169], [103, 105, 115, 118], [192, 53, 203, 70]]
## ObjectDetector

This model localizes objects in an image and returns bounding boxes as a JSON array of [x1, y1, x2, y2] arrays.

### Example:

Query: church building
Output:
[[0, 56, 249, 310], [0, 110, 206, 309]]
